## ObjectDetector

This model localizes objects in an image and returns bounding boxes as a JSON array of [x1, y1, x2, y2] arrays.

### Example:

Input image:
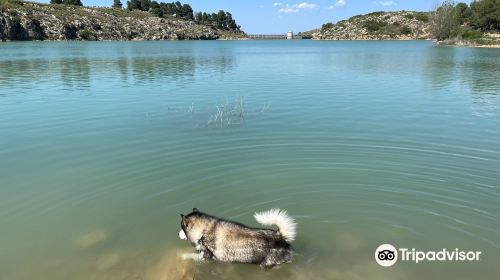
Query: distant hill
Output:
[[0, 0, 245, 41], [312, 11, 431, 40]]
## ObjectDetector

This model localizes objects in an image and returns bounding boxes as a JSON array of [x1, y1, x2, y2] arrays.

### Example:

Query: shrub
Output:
[[0, 0, 24, 8], [78, 29, 95, 40], [350, 14, 363, 20], [473, 37, 496, 45], [450, 26, 483, 40], [363, 20, 387, 32], [400, 25, 412, 35], [367, 11, 385, 17], [415, 12, 429, 22], [321, 22, 334, 31], [379, 24, 401, 37]]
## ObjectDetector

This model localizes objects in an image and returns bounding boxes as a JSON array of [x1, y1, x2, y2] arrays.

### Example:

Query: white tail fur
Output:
[[254, 208, 296, 242]]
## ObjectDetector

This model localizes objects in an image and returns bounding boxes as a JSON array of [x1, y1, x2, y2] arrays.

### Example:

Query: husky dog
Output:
[[178, 208, 296, 269]]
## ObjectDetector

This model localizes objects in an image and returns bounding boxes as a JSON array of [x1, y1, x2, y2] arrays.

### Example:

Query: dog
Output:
[[178, 208, 296, 269]]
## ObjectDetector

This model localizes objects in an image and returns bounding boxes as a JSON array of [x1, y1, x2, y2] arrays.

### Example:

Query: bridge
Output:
[[248, 34, 288, 40], [247, 32, 312, 40]]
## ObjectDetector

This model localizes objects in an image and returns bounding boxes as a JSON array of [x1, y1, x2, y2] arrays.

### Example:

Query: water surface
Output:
[[0, 41, 499, 280]]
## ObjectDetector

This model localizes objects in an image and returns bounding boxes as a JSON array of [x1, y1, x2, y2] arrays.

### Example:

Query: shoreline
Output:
[[0, 39, 433, 43], [435, 39, 500, 49], [1, 35, 498, 48], [311, 38, 431, 41]]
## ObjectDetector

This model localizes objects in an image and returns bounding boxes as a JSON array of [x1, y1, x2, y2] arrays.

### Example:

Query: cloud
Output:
[[294, 2, 318, 9], [277, 2, 318, 13], [375, 1, 397, 6], [334, 0, 346, 7], [279, 7, 300, 13], [328, 0, 346, 9]]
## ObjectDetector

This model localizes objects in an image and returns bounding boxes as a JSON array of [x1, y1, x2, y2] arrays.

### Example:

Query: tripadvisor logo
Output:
[[375, 244, 482, 267], [375, 244, 398, 267]]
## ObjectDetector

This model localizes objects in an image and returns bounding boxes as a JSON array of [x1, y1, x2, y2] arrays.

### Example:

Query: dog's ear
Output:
[[193, 208, 199, 213], [180, 214, 184, 218]]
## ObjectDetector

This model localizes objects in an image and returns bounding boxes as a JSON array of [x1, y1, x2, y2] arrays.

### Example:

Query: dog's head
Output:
[[179, 208, 206, 245]]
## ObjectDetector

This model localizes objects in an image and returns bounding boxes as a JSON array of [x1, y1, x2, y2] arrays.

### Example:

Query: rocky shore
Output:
[[0, 1, 244, 41], [311, 11, 431, 40], [435, 33, 500, 48]]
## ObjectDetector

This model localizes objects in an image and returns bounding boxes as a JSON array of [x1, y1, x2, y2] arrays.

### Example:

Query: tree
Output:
[[127, 0, 137, 10], [194, 11, 202, 22], [181, 3, 193, 20], [124, 0, 240, 31], [127, 0, 151, 11], [226, 12, 238, 30], [321, 22, 334, 31], [454, 2, 471, 25], [429, 0, 458, 40], [62, 0, 83, 5], [147, 1, 194, 19], [193, 9, 240, 31], [140, 0, 152, 11], [113, 0, 123, 9], [470, 0, 500, 31], [50, 0, 63, 4], [400, 25, 412, 34], [216, 10, 227, 29], [150, 1, 162, 16]]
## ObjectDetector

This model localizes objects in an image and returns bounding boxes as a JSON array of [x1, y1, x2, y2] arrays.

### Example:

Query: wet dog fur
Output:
[[178, 208, 296, 269]]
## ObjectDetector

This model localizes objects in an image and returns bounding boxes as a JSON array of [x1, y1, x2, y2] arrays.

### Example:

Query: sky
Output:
[[35, 0, 468, 34]]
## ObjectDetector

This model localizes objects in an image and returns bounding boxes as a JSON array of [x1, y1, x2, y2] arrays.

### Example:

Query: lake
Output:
[[0, 40, 499, 280]]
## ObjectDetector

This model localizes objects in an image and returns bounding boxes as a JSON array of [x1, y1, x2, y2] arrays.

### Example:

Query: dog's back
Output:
[[209, 219, 294, 266], [180, 208, 296, 269]]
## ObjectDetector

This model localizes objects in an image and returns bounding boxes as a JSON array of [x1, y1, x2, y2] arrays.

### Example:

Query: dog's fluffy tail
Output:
[[254, 208, 296, 242]]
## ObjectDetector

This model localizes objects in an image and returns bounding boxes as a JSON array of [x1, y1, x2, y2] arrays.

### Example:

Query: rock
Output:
[[311, 11, 431, 40], [0, 1, 244, 41], [96, 253, 121, 271], [75, 229, 107, 248], [145, 250, 197, 280]]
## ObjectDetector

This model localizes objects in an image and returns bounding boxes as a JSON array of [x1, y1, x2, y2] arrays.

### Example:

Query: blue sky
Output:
[[35, 1, 467, 34]]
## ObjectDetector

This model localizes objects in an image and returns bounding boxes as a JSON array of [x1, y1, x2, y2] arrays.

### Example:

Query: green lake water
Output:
[[0, 40, 499, 280]]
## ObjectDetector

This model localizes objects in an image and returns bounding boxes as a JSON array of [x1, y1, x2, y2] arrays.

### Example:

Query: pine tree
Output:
[[113, 0, 123, 9], [470, 0, 500, 31], [62, 0, 83, 6], [127, 0, 151, 11]]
